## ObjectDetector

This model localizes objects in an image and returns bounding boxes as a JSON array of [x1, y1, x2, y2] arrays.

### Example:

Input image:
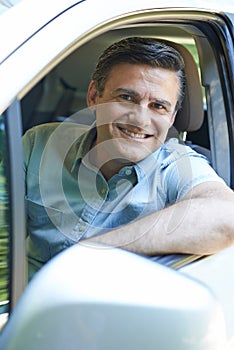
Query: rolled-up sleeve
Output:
[[160, 140, 225, 204]]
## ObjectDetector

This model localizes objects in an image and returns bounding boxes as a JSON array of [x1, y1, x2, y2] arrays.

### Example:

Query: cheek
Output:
[[151, 115, 172, 134]]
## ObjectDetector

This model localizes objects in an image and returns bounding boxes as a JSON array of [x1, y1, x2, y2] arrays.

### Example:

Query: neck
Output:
[[100, 159, 132, 180], [88, 145, 132, 180]]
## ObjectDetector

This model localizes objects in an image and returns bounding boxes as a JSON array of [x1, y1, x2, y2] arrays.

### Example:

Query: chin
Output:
[[105, 139, 159, 163]]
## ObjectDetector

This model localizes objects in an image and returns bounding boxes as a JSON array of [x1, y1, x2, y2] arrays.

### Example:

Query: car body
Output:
[[0, 0, 234, 349]]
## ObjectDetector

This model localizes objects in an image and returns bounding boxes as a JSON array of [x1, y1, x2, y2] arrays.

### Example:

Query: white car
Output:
[[0, 0, 234, 349]]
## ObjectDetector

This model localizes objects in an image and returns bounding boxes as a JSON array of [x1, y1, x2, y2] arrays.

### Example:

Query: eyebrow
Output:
[[111, 88, 139, 97], [112, 88, 172, 109]]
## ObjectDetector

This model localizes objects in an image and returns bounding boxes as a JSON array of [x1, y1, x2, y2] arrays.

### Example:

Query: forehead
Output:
[[104, 63, 180, 102], [105, 63, 179, 87]]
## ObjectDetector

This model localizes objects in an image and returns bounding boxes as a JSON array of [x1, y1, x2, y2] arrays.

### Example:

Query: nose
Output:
[[126, 103, 152, 129]]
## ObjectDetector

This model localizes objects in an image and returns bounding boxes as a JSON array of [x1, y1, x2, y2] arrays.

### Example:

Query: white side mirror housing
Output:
[[0, 244, 227, 349]]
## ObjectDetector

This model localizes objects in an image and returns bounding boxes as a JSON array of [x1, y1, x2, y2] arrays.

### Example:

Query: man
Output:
[[24, 37, 234, 278]]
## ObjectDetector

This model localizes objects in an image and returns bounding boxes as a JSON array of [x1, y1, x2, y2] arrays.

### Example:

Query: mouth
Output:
[[117, 125, 152, 140]]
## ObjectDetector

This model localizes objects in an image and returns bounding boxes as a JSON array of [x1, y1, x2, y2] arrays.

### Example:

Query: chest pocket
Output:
[[26, 197, 62, 227]]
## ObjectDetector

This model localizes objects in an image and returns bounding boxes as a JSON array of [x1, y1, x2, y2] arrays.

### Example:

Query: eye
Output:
[[119, 94, 133, 102], [151, 102, 166, 112]]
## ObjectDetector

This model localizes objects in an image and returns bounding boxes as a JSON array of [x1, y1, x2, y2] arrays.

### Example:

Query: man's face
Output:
[[87, 63, 179, 166]]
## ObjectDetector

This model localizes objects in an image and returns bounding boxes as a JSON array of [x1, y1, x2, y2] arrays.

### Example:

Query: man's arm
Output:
[[82, 181, 234, 256]]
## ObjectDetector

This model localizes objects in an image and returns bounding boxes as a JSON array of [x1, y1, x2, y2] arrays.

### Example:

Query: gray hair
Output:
[[92, 36, 185, 111]]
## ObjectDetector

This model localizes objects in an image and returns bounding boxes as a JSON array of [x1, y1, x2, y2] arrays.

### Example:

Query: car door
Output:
[[0, 0, 234, 347]]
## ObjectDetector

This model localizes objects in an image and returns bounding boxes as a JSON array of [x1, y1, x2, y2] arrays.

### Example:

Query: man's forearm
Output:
[[82, 182, 234, 256]]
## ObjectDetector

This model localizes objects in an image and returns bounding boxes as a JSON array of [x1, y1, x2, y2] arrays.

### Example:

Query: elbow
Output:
[[210, 198, 234, 253], [223, 225, 234, 248], [210, 223, 234, 254]]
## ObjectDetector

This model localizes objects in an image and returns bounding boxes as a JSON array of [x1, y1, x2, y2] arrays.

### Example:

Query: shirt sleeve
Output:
[[161, 142, 225, 204]]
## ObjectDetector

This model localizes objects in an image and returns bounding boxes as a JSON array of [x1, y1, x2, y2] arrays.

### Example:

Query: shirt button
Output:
[[79, 225, 85, 232], [125, 169, 132, 176], [101, 188, 107, 195]]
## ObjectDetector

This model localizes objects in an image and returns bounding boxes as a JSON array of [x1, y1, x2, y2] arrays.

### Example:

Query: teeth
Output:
[[121, 128, 147, 139]]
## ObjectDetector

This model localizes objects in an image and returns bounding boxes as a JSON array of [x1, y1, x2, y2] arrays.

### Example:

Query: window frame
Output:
[[4, 100, 26, 313]]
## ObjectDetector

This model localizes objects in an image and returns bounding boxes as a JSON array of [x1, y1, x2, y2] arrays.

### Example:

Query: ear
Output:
[[87, 80, 98, 107]]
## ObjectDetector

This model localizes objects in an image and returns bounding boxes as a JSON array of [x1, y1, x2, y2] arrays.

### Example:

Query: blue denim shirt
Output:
[[23, 122, 223, 276]]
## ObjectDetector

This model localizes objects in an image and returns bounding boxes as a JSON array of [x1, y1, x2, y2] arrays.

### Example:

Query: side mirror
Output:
[[0, 244, 227, 349]]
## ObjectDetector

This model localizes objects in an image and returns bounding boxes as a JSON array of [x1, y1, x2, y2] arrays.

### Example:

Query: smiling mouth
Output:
[[118, 126, 151, 139]]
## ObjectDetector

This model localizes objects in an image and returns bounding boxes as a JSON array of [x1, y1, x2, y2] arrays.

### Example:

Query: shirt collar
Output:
[[71, 123, 97, 172], [134, 148, 162, 181]]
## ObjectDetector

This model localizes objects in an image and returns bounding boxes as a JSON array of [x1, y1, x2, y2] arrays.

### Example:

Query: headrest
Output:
[[164, 40, 204, 132]]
